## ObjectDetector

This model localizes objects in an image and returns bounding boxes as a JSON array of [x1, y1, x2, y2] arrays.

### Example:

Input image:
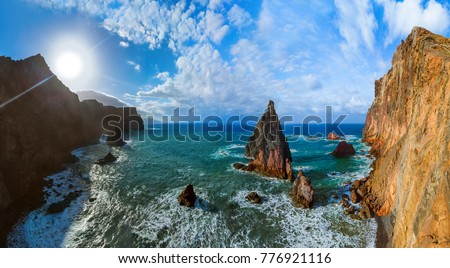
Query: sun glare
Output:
[[55, 51, 83, 80]]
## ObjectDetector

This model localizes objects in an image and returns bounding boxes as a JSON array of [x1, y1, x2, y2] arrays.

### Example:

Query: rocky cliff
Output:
[[234, 100, 295, 180], [362, 27, 450, 247], [0, 54, 144, 245]]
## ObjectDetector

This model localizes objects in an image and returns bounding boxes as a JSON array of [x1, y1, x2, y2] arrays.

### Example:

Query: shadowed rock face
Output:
[[0, 54, 144, 244], [178, 184, 196, 207], [95, 152, 118, 166], [362, 27, 450, 247], [236, 100, 295, 180], [289, 170, 314, 208]]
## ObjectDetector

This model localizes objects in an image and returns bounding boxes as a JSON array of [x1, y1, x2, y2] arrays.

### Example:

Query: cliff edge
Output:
[[363, 27, 450, 247], [0, 54, 144, 246]]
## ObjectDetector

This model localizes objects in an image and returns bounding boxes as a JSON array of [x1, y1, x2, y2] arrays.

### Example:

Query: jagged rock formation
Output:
[[95, 152, 118, 165], [245, 192, 262, 204], [178, 184, 196, 207], [362, 27, 450, 247], [0, 54, 144, 245], [332, 141, 356, 157], [289, 170, 314, 208], [327, 132, 341, 140], [234, 100, 295, 180]]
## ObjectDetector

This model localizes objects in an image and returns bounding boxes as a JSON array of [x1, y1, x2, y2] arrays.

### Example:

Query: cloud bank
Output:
[[31, 0, 450, 121]]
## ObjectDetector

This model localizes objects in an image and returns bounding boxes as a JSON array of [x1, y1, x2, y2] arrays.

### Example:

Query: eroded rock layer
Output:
[[362, 27, 450, 248]]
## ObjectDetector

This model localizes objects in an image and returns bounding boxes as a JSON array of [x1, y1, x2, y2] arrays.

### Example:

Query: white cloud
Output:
[[202, 10, 229, 44], [376, 0, 450, 45], [30, 0, 114, 16], [207, 0, 229, 10], [127, 60, 141, 72], [31, 0, 385, 119], [334, 0, 378, 56], [227, 4, 252, 29], [119, 41, 129, 48], [156, 71, 170, 81], [299, 74, 323, 91]]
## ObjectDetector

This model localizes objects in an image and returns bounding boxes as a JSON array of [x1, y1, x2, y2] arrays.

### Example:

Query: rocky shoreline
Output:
[[2, 26, 449, 247], [0, 55, 144, 246]]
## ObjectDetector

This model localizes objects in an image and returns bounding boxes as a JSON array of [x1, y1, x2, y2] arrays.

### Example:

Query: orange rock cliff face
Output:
[[363, 27, 450, 247], [0, 54, 144, 245]]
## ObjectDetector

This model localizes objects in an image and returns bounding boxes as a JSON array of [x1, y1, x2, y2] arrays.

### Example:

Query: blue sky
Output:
[[1, 0, 450, 123]]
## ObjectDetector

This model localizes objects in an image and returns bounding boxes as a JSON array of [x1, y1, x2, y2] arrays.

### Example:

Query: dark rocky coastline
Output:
[[0, 54, 144, 246]]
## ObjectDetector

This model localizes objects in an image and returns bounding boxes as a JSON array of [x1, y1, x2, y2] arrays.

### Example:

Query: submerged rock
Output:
[[341, 198, 349, 208], [332, 141, 356, 157], [46, 191, 82, 214], [233, 162, 249, 171], [95, 152, 117, 165], [178, 184, 196, 207], [327, 132, 341, 140], [289, 170, 314, 208], [246, 192, 262, 204], [344, 205, 356, 215], [235, 100, 295, 180]]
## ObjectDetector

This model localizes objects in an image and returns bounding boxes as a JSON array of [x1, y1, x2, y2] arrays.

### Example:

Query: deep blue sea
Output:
[[8, 124, 377, 247]]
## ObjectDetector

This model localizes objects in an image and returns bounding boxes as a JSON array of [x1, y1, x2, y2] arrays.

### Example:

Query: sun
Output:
[[55, 51, 83, 80], [48, 35, 97, 89]]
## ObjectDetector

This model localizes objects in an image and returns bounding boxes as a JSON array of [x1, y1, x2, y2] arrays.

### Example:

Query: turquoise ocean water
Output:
[[8, 124, 377, 247]]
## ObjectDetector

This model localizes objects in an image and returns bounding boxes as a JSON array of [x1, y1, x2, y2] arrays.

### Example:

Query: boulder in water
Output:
[[95, 152, 117, 165], [332, 141, 356, 157], [327, 132, 341, 140], [289, 170, 314, 208], [246, 192, 262, 204], [47, 191, 82, 214], [178, 184, 196, 207]]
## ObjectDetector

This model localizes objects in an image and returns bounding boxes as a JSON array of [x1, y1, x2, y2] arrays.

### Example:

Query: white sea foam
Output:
[[210, 144, 247, 160], [344, 135, 361, 142], [225, 144, 246, 149], [230, 191, 377, 247], [293, 165, 313, 172], [71, 148, 85, 158], [8, 133, 377, 248], [132, 188, 231, 247], [8, 169, 89, 248]]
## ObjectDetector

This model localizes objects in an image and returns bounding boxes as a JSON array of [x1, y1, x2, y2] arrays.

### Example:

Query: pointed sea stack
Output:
[[234, 100, 295, 180], [289, 170, 314, 208]]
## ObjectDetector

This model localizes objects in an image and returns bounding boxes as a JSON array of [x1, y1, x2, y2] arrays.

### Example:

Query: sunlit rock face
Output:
[[362, 27, 450, 248]]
